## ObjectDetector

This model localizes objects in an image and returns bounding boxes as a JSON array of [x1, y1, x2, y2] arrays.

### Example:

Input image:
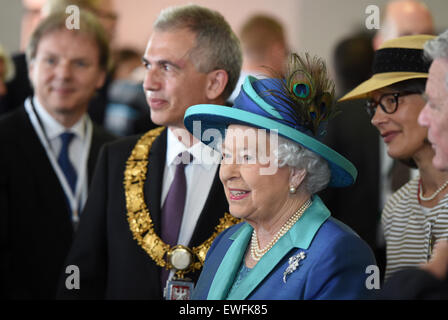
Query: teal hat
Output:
[[184, 54, 357, 187]]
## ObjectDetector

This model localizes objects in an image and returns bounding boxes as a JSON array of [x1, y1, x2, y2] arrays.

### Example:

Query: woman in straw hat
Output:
[[339, 35, 448, 282], [184, 53, 376, 300]]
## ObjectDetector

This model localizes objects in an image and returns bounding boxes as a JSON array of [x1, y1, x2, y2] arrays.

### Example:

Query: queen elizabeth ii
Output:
[[184, 53, 376, 300]]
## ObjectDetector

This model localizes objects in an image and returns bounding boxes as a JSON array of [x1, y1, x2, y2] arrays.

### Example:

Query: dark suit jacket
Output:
[[57, 129, 229, 299], [377, 268, 448, 299], [0, 106, 116, 299], [319, 100, 384, 275], [1, 54, 33, 115]]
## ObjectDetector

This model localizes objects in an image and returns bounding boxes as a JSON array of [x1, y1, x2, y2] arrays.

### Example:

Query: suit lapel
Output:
[[188, 165, 227, 247], [209, 196, 330, 300], [87, 127, 100, 185], [146, 129, 167, 235], [17, 106, 70, 215], [144, 130, 227, 244], [87, 124, 113, 185], [209, 222, 296, 300], [226, 229, 296, 300], [207, 223, 253, 300]]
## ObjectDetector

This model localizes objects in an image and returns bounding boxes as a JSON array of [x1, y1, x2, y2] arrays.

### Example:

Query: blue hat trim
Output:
[[184, 76, 357, 188]]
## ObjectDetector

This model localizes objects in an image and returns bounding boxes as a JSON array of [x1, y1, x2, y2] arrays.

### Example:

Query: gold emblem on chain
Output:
[[124, 127, 240, 278]]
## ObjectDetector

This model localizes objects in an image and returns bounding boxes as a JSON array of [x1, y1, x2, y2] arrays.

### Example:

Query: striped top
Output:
[[382, 176, 448, 281]]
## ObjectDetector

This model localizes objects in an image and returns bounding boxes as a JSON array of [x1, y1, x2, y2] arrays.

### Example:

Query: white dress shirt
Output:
[[161, 128, 221, 247], [32, 96, 88, 175], [25, 96, 92, 221]]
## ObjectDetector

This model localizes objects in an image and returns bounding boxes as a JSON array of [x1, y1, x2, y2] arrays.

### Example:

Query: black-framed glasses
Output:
[[365, 91, 421, 118]]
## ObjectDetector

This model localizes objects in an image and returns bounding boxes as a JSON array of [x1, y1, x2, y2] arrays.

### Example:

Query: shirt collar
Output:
[[166, 128, 221, 169], [32, 96, 87, 141]]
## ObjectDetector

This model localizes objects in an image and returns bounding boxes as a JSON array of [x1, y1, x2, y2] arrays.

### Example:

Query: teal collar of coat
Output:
[[207, 195, 330, 300]]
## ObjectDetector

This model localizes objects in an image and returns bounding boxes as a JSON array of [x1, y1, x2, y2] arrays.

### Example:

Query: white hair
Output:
[[276, 136, 331, 195], [424, 29, 448, 89]]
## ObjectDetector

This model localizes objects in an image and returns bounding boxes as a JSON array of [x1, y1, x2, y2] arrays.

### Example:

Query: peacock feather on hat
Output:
[[183, 52, 358, 187], [263, 53, 339, 137]]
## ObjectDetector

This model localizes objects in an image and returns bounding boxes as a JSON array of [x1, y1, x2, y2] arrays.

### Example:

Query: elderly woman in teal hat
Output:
[[184, 53, 376, 300]]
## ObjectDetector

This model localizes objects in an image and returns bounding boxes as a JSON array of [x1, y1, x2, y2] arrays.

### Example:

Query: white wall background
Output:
[[1, 0, 447, 72]]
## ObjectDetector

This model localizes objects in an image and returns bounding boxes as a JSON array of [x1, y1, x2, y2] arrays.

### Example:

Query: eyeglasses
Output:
[[365, 91, 421, 118]]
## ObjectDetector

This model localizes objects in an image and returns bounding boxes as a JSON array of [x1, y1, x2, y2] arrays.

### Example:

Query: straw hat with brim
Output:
[[339, 34, 436, 102], [184, 76, 357, 188]]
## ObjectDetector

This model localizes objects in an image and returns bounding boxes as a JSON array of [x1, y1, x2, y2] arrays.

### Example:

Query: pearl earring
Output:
[[289, 186, 296, 194]]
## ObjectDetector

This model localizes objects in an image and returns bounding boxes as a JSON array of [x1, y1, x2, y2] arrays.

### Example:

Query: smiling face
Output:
[[142, 28, 212, 129], [370, 87, 428, 160], [28, 28, 106, 125], [219, 124, 292, 223], [418, 59, 448, 171]]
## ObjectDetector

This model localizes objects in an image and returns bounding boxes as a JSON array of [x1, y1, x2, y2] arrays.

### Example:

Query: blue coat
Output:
[[192, 196, 376, 300]]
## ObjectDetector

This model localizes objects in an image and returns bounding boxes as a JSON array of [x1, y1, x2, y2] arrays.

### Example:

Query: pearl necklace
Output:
[[250, 199, 312, 261], [419, 179, 448, 202]]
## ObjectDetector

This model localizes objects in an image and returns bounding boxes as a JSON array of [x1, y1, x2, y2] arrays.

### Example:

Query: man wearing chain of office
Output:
[[58, 4, 242, 299]]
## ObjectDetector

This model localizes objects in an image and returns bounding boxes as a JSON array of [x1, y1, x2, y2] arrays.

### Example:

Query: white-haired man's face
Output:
[[418, 58, 448, 171]]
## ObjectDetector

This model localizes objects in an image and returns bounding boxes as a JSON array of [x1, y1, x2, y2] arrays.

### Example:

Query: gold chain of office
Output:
[[124, 126, 240, 278]]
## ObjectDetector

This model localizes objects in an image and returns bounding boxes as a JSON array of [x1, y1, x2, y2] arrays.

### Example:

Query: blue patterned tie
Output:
[[58, 132, 77, 193]]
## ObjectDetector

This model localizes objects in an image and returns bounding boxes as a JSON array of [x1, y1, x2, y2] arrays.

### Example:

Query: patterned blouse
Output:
[[382, 176, 448, 281]]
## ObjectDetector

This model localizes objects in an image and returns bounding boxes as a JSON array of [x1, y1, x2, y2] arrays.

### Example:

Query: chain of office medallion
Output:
[[124, 126, 240, 275]]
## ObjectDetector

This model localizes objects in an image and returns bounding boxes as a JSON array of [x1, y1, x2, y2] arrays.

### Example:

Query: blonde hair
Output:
[[240, 15, 286, 60], [43, 0, 104, 15], [26, 10, 110, 71]]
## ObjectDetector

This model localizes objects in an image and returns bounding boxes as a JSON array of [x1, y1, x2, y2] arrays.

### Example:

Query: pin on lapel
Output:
[[283, 251, 306, 283]]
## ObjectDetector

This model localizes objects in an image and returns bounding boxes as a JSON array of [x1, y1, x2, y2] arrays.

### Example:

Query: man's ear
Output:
[[205, 69, 228, 101], [28, 59, 36, 88], [289, 167, 307, 189], [95, 69, 107, 90]]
